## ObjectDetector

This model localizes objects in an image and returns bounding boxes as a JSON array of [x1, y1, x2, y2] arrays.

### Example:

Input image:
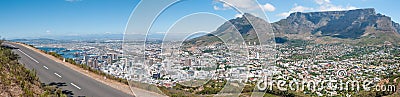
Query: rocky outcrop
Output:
[[273, 8, 399, 38], [191, 8, 400, 44]]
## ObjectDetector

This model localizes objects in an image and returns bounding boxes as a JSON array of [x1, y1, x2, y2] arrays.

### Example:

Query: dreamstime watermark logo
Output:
[[256, 73, 397, 96], [257, 77, 370, 92], [336, 69, 347, 79]]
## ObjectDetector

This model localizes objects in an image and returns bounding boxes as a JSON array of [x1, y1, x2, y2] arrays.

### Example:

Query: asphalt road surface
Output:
[[2, 42, 133, 97]]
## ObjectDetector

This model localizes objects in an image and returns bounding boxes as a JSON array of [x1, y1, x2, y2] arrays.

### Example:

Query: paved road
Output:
[[2, 42, 133, 97]]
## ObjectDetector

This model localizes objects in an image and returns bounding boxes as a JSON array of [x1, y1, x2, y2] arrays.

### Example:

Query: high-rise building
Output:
[[93, 59, 98, 69], [107, 53, 117, 60], [148, 59, 154, 66], [87, 58, 93, 67], [185, 58, 191, 66]]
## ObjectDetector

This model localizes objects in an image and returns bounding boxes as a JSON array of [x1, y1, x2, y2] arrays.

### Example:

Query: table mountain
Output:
[[189, 8, 400, 45], [273, 8, 400, 39]]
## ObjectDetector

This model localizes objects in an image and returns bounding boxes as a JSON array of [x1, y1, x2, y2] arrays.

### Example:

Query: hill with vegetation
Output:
[[0, 40, 66, 97]]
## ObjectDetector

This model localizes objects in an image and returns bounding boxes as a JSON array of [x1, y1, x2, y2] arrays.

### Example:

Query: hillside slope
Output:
[[189, 8, 400, 45], [0, 41, 66, 97]]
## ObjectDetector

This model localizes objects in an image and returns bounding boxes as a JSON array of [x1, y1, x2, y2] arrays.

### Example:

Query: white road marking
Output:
[[9, 44, 16, 48], [17, 49, 39, 63], [71, 83, 81, 90], [43, 66, 49, 69], [54, 73, 62, 78]]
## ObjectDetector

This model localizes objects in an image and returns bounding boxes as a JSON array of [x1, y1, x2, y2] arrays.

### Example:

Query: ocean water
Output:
[[37, 47, 82, 59]]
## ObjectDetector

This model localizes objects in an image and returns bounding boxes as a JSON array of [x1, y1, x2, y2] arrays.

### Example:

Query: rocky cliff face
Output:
[[190, 8, 400, 45], [273, 8, 400, 39], [393, 21, 400, 33]]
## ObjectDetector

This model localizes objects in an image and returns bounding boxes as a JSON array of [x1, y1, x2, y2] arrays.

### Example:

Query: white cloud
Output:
[[262, 3, 276, 12], [314, 0, 357, 11], [292, 4, 314, 12], [315, 0, 330, 5], [45, 30, 51, 34], [213, 0, 276, 12], [318, 4, 357, 12], [235, 14, 243, 18], [213, 6, 221, 10], [277, 4, 313, 17], [213, 3, 231, 10], [155, 32, 166, 34]]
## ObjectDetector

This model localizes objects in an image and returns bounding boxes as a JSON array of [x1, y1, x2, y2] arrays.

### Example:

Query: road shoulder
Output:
[[13, 42, 135, 96]]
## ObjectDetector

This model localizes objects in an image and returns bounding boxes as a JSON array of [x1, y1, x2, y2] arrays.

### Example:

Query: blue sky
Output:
[[1, 0, 399, 39]]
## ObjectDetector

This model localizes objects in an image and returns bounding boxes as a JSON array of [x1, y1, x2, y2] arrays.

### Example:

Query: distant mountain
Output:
[[273, 8, 400, 39], [34, 33, 176, 41], [190, 8, 400, 45], [187, 13, 269, 45], [51, 34, 124, 41], [10, 38, 56, 42], [10, 33, 173, 43], [10, 38, 64, 44]]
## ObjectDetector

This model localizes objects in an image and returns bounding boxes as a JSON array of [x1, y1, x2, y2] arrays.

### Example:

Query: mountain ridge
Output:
[[273, 8, 400, 39], [189, 8, 400, 45]]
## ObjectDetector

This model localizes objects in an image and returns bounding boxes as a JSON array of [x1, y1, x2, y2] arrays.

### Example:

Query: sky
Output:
[[0, 0, 399, 39]]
